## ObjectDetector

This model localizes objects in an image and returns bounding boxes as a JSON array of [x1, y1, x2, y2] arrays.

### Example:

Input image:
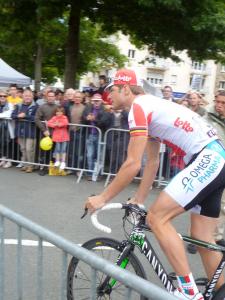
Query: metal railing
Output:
[[0, 204, 176, 300], [0, 118, 183, 186]]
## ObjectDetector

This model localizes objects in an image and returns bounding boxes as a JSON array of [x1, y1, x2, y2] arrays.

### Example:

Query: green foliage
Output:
[[78, 19, 127, 75], [0, 0, 224, 87], [91, 0, 225, 63], [0, 0, 127, 85]]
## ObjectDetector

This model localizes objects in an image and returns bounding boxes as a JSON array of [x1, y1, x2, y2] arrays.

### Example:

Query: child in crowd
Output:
[[47, 106, 70, 170]]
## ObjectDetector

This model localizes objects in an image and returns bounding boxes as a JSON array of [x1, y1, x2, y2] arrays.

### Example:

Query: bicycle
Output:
[[67, 203, 225, 300]]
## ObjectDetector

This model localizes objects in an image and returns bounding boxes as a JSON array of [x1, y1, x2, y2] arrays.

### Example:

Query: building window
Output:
[[128, 49, 135, 58], [192, 61, 206, 71], [147, 71, 163, 86], [190, 74, 206, 90], [219, 81, 225, 89], [221, 65, 225, 73]]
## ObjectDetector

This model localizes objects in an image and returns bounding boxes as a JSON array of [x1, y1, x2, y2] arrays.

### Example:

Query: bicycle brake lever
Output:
[[81, 208, 88, 219], [81, 194, 96, 219]]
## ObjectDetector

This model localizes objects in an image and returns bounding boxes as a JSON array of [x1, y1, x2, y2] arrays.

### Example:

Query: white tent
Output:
[[0, 58, 31, 87]]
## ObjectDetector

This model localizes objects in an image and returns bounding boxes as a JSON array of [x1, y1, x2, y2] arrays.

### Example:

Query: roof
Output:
[[0, 58, 31, 87]]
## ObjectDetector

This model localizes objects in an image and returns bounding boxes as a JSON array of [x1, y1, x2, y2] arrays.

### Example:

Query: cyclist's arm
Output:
[[133, 139, 160, 204], [101, 135, 148, 202]]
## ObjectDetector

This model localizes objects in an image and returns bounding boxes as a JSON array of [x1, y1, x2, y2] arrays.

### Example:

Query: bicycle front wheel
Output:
[[67, 237, 147, 300]]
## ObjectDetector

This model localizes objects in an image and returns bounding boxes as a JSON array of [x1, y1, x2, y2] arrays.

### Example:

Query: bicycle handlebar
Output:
[[91, 203, 123, 233], [91, 203, 146, 234]]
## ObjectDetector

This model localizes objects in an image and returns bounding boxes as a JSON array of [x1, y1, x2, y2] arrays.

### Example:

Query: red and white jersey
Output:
[[128, 94, 218, 164]]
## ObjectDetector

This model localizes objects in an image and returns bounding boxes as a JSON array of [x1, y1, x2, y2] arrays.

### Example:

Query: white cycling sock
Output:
[[176, 273, 199, 296]]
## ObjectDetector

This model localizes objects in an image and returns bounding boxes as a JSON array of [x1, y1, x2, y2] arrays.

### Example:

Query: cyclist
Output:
[[85, 69, 225, 300]]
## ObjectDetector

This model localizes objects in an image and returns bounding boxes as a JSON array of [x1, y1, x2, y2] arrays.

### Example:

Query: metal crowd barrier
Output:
[[0, 204, 176, 300], [0, 119, 183, 186], [102, 129, 180, 187], [0, 119, 103, 183]]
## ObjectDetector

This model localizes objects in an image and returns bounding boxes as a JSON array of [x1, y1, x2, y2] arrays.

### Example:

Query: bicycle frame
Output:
[[89, 203, 225, 299], [182, 235, 225, 300], [127, 225, 225, 300]]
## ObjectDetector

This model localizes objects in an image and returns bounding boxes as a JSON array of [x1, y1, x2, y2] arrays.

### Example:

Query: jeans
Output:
[[68, 130, 85, 169], [54, 142, 68, 154]]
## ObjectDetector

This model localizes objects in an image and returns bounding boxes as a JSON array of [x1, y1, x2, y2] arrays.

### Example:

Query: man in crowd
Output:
[[64, 88, 76, 106], [187, 90, 225, 255], [36, 86, 53, 106], [7, 84, 23, 106], [65, 90, 85, 174], [0, 89, 15, 168], [35, 90, 58, 175], [162, 85, 176, 102], [11, 89, 38, 173], [82, 93, 111, 180], [96, 75, 111, 105], [210, 91, 225, 246]]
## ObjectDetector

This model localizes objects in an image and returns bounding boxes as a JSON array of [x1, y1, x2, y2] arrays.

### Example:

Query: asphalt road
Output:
[[0, 167, 212, 299]]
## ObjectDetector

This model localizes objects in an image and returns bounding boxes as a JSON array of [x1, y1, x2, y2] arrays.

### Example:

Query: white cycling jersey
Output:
[[128, 94, 218, 164]]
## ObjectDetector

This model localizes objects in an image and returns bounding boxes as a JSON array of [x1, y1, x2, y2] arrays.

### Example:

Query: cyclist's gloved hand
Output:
[[84, 194, 106, 214]]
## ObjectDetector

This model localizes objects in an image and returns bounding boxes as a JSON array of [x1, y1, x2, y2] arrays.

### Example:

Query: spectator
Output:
[[7, 84, 23, 106], [162, 85, 176, 102], [179, 96, 189, 107], [83, 90, 92, 106], [161, 86, 177, 180], [35, 90, 58, 175], [64, 90, 85, 174], [187, 90, 225, 254], [82, 93, 111, 180], [11, 89, 38, 173], [107, 108, 129, 174], [0, 90, 15, 168], [55, 89, 64, 105], [17, 87, 24, 99], [169, 147, 186, 178], [205, 91, 225, 246], [47, 106, 70, 170], [188, 91, 206, 116], [96, 75, 111, 105], [36, 86, 53, 106], [33, 90, 39, 102], [63, 88, 76, 106]]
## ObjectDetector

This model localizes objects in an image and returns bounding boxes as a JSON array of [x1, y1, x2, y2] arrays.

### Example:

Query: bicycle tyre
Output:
[[212, 283, 225, 300], [67, 237, 148, 300]]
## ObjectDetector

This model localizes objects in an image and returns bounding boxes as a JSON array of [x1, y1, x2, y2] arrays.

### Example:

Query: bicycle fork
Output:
[[97, 241, 134, 296]]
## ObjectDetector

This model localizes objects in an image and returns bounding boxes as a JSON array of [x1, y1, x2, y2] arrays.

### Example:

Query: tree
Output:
[[64, 0, 225, 86], [90, 0, 225, 62], [0, 0, 127, 90], [0, 0, 224, 89]]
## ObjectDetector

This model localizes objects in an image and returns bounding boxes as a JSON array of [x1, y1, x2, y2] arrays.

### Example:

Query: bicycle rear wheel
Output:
[[67, 237, 148, 300], [212, 283, 225, 300]]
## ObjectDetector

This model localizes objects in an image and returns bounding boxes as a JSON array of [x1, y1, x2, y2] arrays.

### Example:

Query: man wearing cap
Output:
[[85, 69, 225, 300], [82, 93, 111, 180]]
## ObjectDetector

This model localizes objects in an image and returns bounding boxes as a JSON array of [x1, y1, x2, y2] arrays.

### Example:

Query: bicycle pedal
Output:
[[195, 277, 208, 286], [168, 272, 176, 281]]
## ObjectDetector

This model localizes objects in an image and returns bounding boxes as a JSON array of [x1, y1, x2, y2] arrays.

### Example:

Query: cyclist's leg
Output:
[[147, 192, 205, 299], [147, 191, 191, 275], [190, 213, 224, 288]]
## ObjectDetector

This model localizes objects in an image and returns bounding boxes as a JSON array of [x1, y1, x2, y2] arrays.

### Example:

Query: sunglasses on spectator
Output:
[[0, 95, 7, 98], [214, 100, 225, 105]]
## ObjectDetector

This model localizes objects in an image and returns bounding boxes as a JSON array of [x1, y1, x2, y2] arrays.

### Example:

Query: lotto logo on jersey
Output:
[[174, 117, 193, 132]]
